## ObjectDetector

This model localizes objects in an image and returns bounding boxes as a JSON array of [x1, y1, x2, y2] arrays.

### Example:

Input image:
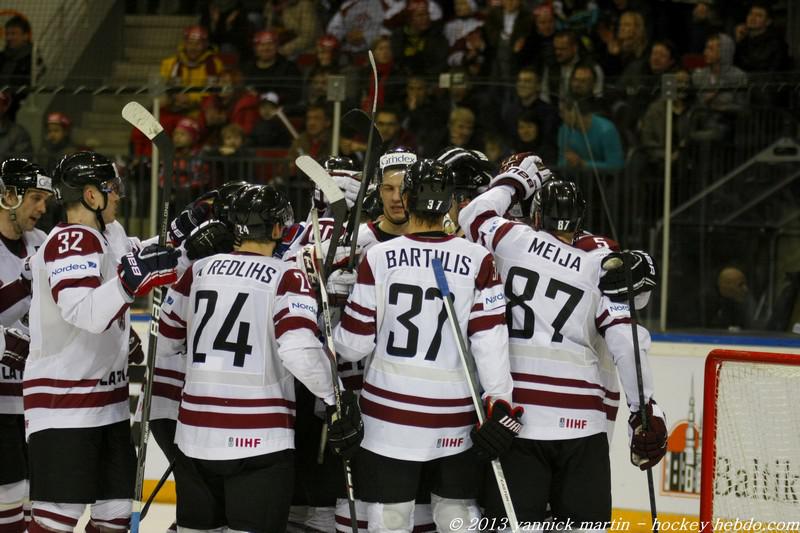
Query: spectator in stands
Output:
[[213, 68, 260, 135], [288, 103, 332, 167], [249, 92, 291, 148], [483, 0, 532, 92], [512, 109, 557, 163], [482, 132, 511, 166], [361, 36, 404, 111], [242, 30, 302, 107], [203, 123, 254, 187], [500, 67, 559, 144], [707, 265, 755, 330], [437, 69, 490, 125], [375, 107, 416, 152], [198, 96, 228, 149], [200, 0, 251, 62], [390, 0, 449, 76], [299, 66, 333, 113], [639, 69, 693, 164], [685, 2, 720, 55], [541, 30, 604, 105], [422, 106, 482, 157], [734, 3, 788, 73], [0, 15, 43, 121], [399, 75, 444, 152], [271, 0, 321, 60], [569, 62, 603, 104], [384, 0, 443, 27], [0, 91, 32, 161], [553, 0, 599, 34], [557, 97, 624, 172], [160, 25, 224, 109], [326, 0, 386, 57], [597, 10, 649, 78], [171, 116, 208, 207], [691, 33, 748, 138], [444, 0, 484, 55], [38, 112, 79, 170], [312, 34, 341, 72], [519, 5, 557, 71]]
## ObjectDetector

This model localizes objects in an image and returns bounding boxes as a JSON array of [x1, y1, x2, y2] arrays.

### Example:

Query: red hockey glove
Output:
[[326, 390, 363, 459], [118, 244, 180, 297], [1, 328, 29, 372], [470, 398, 524, 460], [628, 399, 667, 470], [128, 329, 145, 365]]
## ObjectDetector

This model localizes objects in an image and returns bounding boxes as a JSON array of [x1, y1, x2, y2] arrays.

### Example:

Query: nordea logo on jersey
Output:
[[52, 261, 97, 276], [291, 301, 317, 314]]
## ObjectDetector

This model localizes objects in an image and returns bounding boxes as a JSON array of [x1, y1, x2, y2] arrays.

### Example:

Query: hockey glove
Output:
[[491, 152, 552, 202], [470, 398, 524, 460], [168, 201, 213, 246], [599, 251, 657, 305], [1, 328, 29, 372], [326, 269, 357, 305], [118, 244, 180, 298], [326, 390, 363, 459], [628, 399, 667, 471], [332, 170, 362, 209], [184, 220, 236, 261], [128, 329, 145, 365]]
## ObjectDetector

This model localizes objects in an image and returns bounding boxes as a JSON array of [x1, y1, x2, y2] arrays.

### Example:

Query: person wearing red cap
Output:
[[38, 112, 79, 170], [0, 92, 32, 162], [171, 117, 209, 207], [242, 30, 302, 107], [160, 25, 224, 109]]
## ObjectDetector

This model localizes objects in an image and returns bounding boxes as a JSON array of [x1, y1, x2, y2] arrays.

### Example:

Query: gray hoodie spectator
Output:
[[691, 33, 748, 113]]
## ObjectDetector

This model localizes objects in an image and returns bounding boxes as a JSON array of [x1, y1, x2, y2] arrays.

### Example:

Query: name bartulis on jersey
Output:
[[528, 237, 582, 272], [385, 247, 473, 275], [198, 258, 278, 284]]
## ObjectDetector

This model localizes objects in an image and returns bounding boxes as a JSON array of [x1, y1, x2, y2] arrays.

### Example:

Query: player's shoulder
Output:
[[42, 224, 105, 262], [24, 228, 48, 246], [573, 232, 620, 253]]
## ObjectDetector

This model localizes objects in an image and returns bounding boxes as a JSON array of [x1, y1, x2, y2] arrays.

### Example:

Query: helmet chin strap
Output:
[[81, 192, 108, 233]]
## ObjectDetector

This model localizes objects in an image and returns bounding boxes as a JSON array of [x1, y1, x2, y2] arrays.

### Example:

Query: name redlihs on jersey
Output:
[[385, 247, 473, 275], [198, 257, 278, 284], [528, 236, 582, 272]]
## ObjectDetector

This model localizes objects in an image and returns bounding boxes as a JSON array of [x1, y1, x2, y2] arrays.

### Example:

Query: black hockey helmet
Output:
[[0, 158, 54, 209], [361, 184, 382, 222], [402, 159, 455, 215], [532, 179, 585, 234], [435, 147, 492, 203], [323, 155, 357, 172], [378, 146, 417, 182], [229, 184, 294, 242], [212, 180, 250, 221], [52, 151, 117, 206]]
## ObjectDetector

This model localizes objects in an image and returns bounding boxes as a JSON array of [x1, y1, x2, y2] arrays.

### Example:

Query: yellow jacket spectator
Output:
[[160, 25, 224, 106]]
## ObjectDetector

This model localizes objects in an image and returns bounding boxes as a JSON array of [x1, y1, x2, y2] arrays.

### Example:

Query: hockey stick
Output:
[[601, 254, 658, 532], [345, 51, 379, 270], [140, 459, 175, 520], [307, 209, 359, 533], [431, 259, 520, 533], [121, 101, 175, 533], [296, 155, 349, 276]]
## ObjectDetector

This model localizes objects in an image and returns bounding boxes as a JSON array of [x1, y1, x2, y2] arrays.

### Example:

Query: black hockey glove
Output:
[[1, 328, 29, 372], [470, 398, 524, 461], [326, 390, 363, 459], [628, 400, 667, 471], [600, 251, 657, 303], [128, 329, 145, 365], [184, 220, 235, 261], [168, 201, 213, 246], [118, 244, 180, 298]]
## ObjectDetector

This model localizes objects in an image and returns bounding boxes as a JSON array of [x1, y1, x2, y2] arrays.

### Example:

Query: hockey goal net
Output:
[[700, 349, 800, 532]]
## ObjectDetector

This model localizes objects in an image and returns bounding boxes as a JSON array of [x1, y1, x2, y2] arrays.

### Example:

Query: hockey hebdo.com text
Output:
[[449, 517, 800, 531]]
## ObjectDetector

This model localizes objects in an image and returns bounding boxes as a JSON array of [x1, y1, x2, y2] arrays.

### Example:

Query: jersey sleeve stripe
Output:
[[152, 382, 182, 402], [50, 276, 102, 303], [23, 385, 128, 409], [164, 310, 187, 327], [0, 280, 29, 313], [158, 318, 186, 340], [512, 387, 619, 420], [23, 377, 100, 389], [30, 509, 80, 528], [468, 210, 496, 242], [467, 313, 506, 336], [172, 266, 194, 296], [475, 253, 499, 290], [346, 300, 376, 318], [361, 397, 477, 428], [340, 312, 375, 336], [597, 318, 632, 336], [104, 303, 131, 331], [363, 381, 473, 407], [182, 393, 295, 409], [275, 316, 320, 338], [42, 229, 104, 262], [154, 367, 186, 381], [356, 257, 376, 285], [511, 372, 621, 400], [490, 221, 517, 251], [178, 407, 295, 429]]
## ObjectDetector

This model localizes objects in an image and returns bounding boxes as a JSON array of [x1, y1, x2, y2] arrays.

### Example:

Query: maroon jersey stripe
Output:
[[51, 276, 101, 303], [154, 367, 185, 381], [467, 313, 506, 336], [182, 393, 295, 409], [363, 382, 473, 408], [24, 386, 128, 409], [178, 407, 294, 429], [152, 382, 182, 402], [360, 397, 476, 428], [513, 387, 619, 419], [511, 372, 621, 400], [275, 316, 319, 338], [0, 280, 30, 313]]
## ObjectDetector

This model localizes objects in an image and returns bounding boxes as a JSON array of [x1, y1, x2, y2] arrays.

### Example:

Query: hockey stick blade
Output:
[[122, 102, 163, 140]]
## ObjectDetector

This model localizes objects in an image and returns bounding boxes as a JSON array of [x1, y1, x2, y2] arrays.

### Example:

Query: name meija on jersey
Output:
[[528, 237, 581, 272], [99, 369, 127, 386], [436, 436, 465, 448], [385, 247, 472, 275], [199, 258, 278, 284], [51, 261, 97, 276], [228, 436, 263, 448]]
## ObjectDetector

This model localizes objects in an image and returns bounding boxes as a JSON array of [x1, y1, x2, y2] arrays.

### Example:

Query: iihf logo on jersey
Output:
[[436, 436, 465, 448], [228, 436, 263, 448], [559, 417, 587, 429]]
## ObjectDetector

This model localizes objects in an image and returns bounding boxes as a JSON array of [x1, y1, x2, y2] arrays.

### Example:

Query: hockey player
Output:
[[435, 147, 493, 237], [333, 159, 522, 533], [24, 153, 179, 533], [156, 184, 362, 532], [0, 158, 53, 530], [458, 156, 668, 528]]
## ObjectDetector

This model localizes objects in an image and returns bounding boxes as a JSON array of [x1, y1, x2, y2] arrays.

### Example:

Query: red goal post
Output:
[[700, 349, 800, 532]]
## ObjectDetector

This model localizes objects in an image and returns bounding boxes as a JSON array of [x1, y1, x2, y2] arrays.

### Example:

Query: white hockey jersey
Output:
[[459, 186, 654, 441], [333, 233, 513, 461], [24, 224, 133, 437], [157, 252, 336, 461], [0, 229, 45, 414]]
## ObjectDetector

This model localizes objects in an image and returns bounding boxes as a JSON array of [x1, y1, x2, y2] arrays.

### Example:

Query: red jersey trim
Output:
[[178, 407, 295, 429], [346, 300, 375, 318], [360, 397, 477, 428], [155, 367, 186, 381], [467, 313, 506, 336], [24, 385, 128, 410], [43, 227, 104, 263], [158, 318, 186, 340], [275, 316, 320, 338], [512, 387, 619, 420], [153, 382, 182, 402], [363, 382, 473, 408], [340, 312, 375, 336], [51, 276, 101, 303], [0, 280, 29, 313], [182, 393, 295, 409], [0, 383, 22, 397], [511, 372, 621, 400]]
